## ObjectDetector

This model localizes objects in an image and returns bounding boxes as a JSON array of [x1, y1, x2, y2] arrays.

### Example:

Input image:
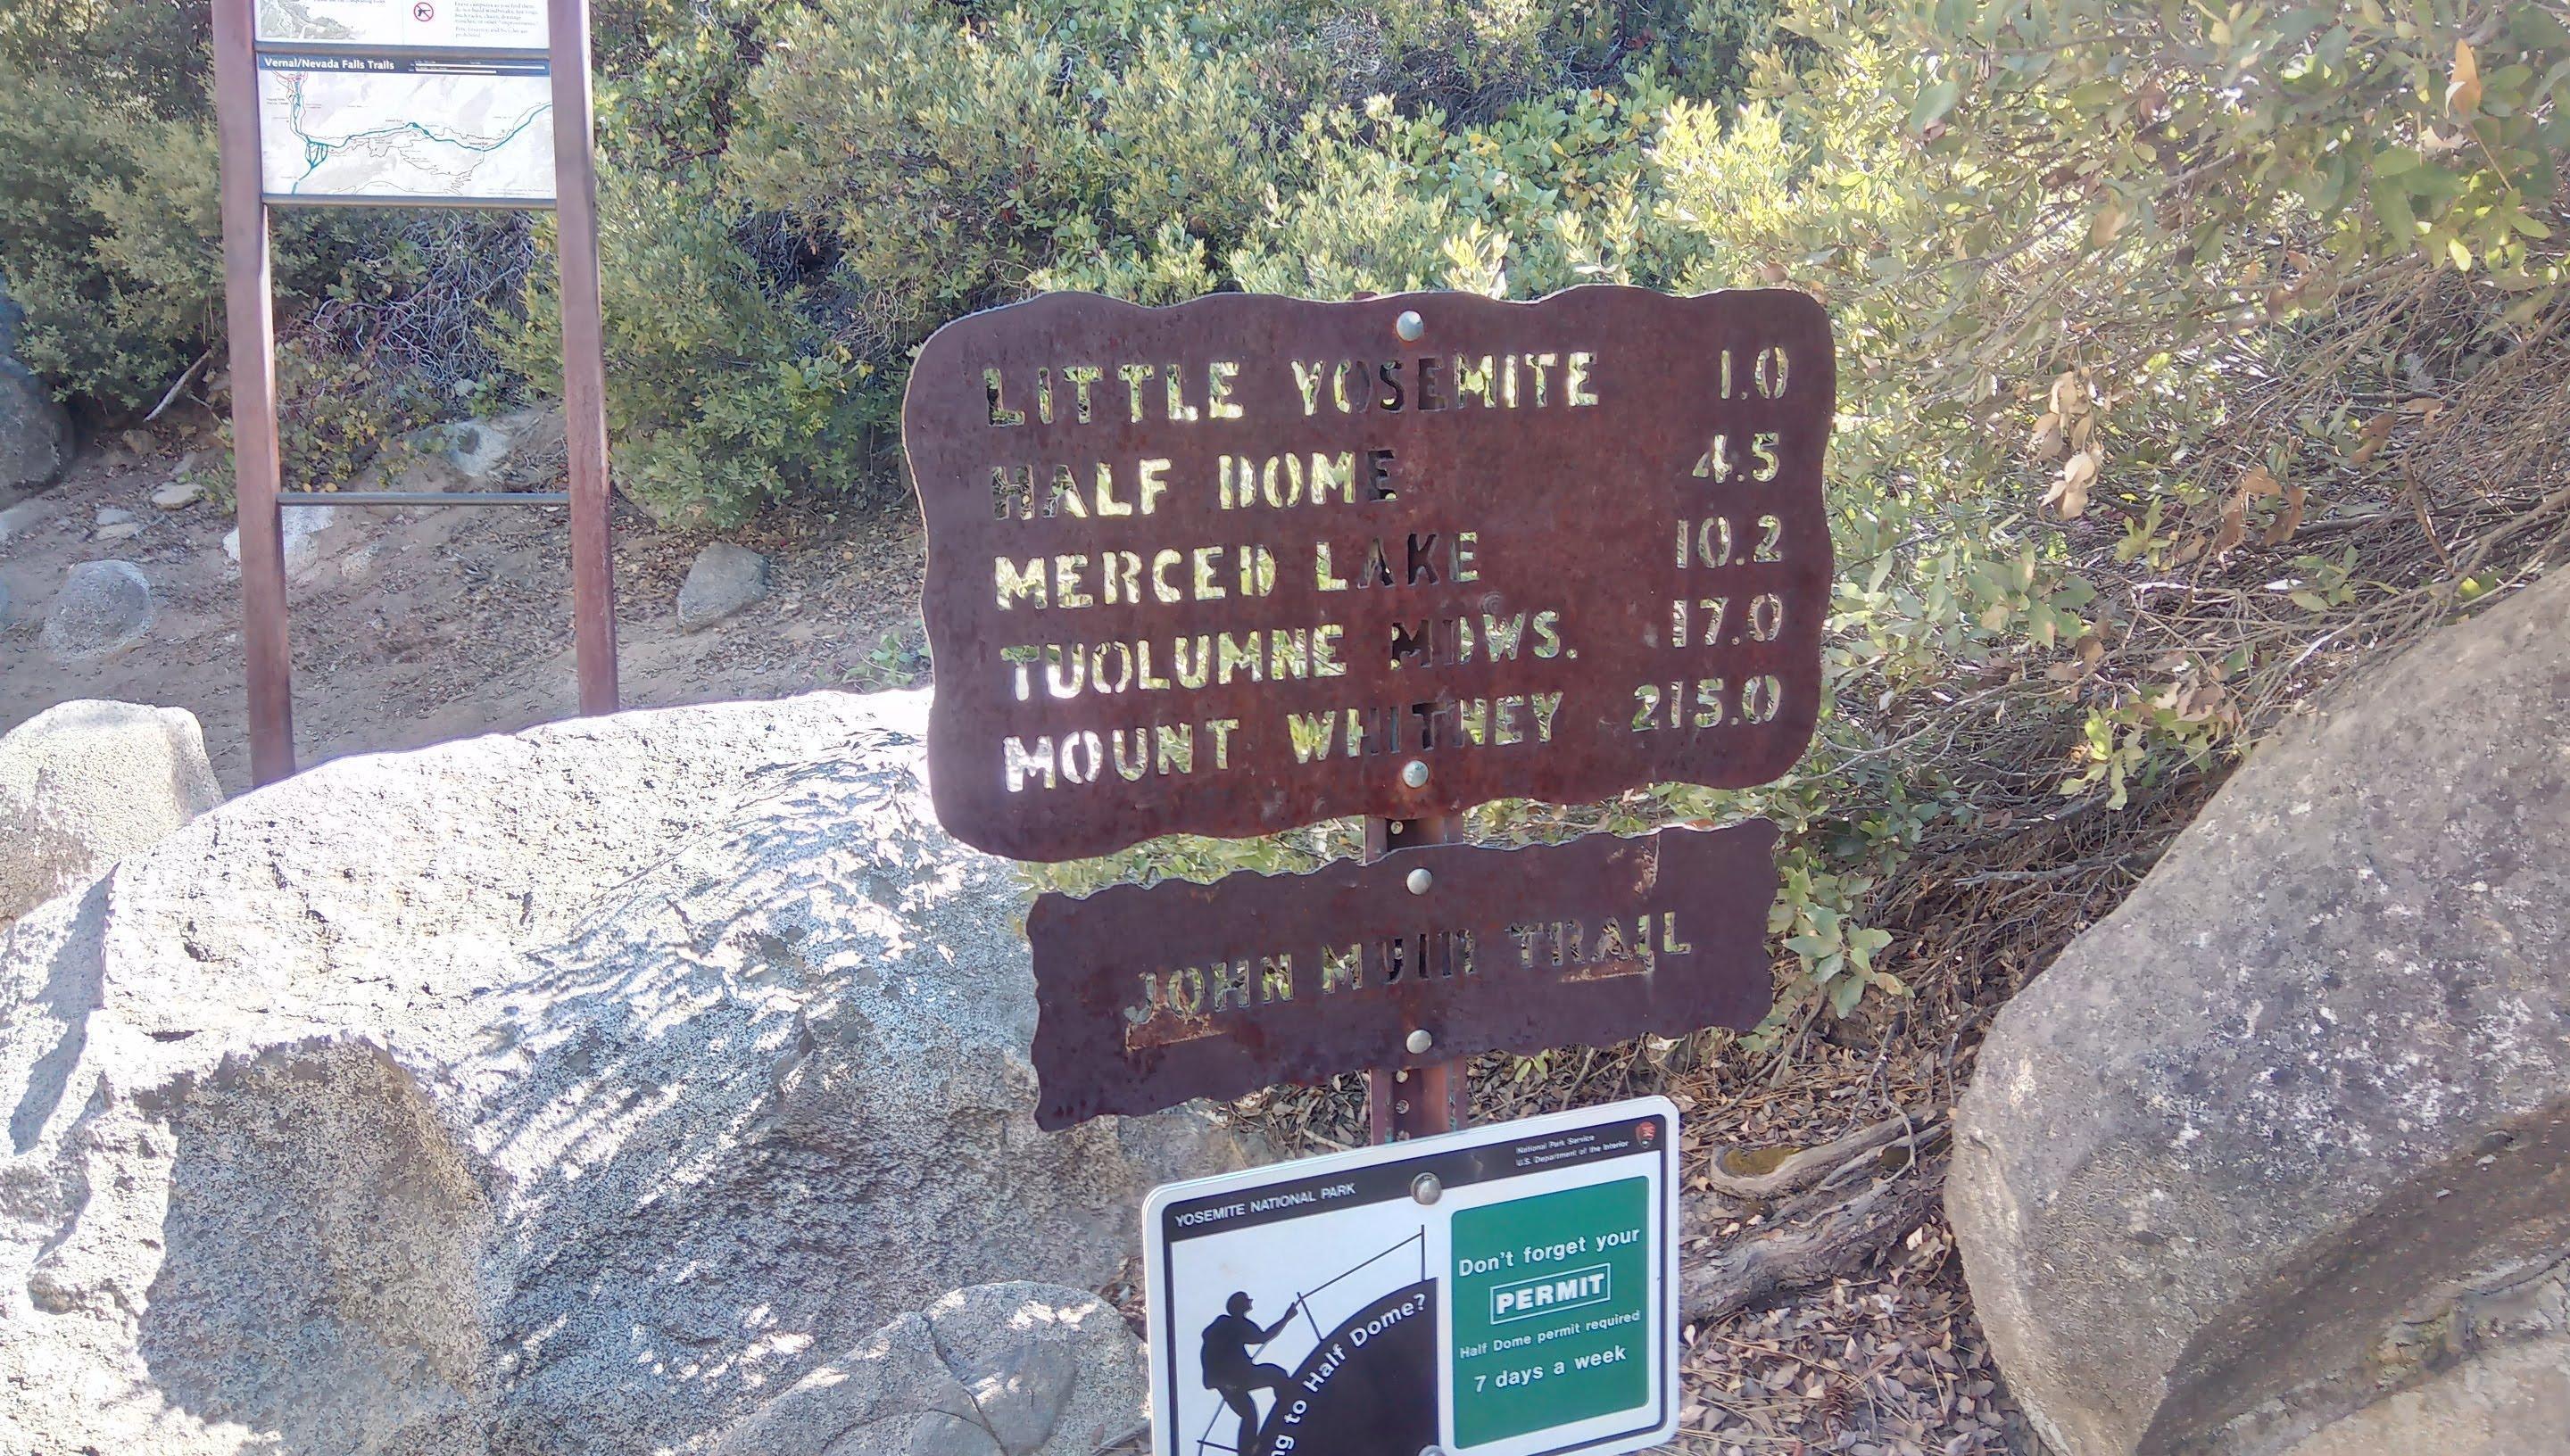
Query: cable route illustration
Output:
[[257, 55, 554, 203], [1195, 1228, 1430, 1456]]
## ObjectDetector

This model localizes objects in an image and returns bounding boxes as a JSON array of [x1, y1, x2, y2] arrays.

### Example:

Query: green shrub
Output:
[[497, 175, 876, 527], [1027, 0, 2570, 1033], [557, 0, 1755, 522], [0, 64, 211, 410], [24, 0, 2558, 1037]]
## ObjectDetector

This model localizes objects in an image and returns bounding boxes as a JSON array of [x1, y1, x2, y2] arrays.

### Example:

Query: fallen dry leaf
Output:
[[2044, 446, 2101, 517], [2448, 38, 2483, 117], [2263, 483, 2308, 545], [2212, 495, 2246, 555], [2027, 411, 2066, 461], [2089, 198, 2128, 249]]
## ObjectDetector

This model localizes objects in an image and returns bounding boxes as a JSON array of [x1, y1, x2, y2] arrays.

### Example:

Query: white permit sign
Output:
[[1143, 1098, 1679, 1456]]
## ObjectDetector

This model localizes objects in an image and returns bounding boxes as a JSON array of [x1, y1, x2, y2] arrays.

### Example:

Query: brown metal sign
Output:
[[1024, 822, 1778, 1129], [905, 287, 1833, 862]]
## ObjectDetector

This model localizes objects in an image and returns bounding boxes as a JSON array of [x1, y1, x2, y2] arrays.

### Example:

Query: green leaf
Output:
[[1910, 78, 1961, 134], [2511, 5, 2570, 50], [1828, 974, 1865, 1015]]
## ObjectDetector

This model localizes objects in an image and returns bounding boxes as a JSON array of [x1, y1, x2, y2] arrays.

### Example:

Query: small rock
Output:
[[152, 478, 203, 510], [435, 420, 512, 478], [676, 542, 769, 633], [487, 401, 568, 486], [93, 522, 141, 542], [39, 559, 153, 660], [0, 699, 223, 922], [0, 498, 48, 543], [95, 507, 135, 527], [224, 504, 350, 582], [0, 361, 70, 490], [386, 418, 525, 494]]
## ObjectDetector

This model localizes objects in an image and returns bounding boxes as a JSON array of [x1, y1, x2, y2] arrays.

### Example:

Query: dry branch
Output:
[[1683, 1113, 1950, 1326], [1702, 1106, 1931, 1202]]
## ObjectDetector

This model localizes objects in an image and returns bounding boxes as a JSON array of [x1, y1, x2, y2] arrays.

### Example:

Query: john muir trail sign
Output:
[[906, 287, 1833, 863], [909, 285, 1829, 1456], [1025, 822, 1778, 1129]]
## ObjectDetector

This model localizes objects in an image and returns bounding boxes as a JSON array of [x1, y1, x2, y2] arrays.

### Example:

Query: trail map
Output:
[[257, 53, 553, 204]]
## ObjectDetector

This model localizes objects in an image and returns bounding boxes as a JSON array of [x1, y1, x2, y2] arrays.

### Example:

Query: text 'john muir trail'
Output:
[[1117, 911, 1700, 1051]]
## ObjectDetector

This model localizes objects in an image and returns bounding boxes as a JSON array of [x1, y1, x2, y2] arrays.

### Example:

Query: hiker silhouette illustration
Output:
[[1200, 1291, 1302, 1456]]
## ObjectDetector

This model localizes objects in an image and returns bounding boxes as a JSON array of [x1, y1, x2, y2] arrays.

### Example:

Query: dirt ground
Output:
[[4, 416, 2033, 1455], [0, 410, 928, 792]]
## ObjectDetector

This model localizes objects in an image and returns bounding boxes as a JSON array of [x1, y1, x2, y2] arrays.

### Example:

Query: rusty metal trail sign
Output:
[[910, 286, 1832, 1456], [905, 287, 1834, 864], [1028, 822, 1777, 1129]]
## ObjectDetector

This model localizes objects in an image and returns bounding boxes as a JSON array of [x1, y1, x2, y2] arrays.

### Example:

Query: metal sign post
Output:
[[1368, 806, 1463, 1142], [211, 0, 294, 785], [209, 0, 617, 783], [548, 0, 618, 716]]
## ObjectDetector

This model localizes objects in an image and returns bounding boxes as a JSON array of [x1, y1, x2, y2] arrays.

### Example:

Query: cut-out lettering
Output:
[[1206, 361, 1242, 418], [991, 463, 1032, 520], [1117, 363, 1155, 421], [985, 367, 1024, 426], [1567, 352, 1598, 406], [1692, 432, 1782, 484], [1746, 592, 1784, 641], [1060, 364, 1100, 423], [1741, 674, 1783, 723], [1755, 345, 1787, 399], [1632, 677, 1783, 732]]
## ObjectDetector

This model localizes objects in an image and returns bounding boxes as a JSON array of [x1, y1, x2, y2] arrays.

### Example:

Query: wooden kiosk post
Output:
[[210, 0, 618, 784]]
